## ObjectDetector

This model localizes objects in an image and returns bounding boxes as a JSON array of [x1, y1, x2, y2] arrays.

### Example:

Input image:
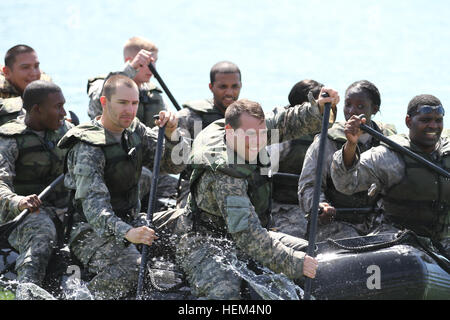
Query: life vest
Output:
[[0, 119, 71, 208], [0, 73, 52, 99], [58, 119, 144, 222], [182, 99, 225, 131], [272, 134, 315, 204], [0, 97, 24, 126], [325, 121, 397, 223], [136, 81, 165, 128], [383, 134, 450, 240], [188, 119, 272, 235]]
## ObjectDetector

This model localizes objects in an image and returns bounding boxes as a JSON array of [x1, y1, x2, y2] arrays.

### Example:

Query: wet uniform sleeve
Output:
[[265, 98, 334, 145], [298, 135, 337, 218], [330, 145, 405, 196], [208, 170, 306, 280], [66, 142, 133, 243], [0, 138, 23, 221]]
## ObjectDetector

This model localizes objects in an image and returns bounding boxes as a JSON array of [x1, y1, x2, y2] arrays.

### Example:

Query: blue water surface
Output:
[[1, 0, 449, 134]]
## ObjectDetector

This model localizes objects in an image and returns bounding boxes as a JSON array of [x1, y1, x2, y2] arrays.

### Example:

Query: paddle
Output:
[[148, 63, 181, 111], [136, 115, 166, 299], [304, 93, 332, 300], [68, 111, 80, 126], [358, 116, 450, 179], [0, 174, 65, 247]]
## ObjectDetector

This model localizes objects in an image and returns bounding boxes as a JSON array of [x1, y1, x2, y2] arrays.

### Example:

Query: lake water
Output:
[[1, 0, 449, 134]]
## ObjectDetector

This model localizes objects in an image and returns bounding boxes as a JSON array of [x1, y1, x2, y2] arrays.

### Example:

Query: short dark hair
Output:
[[22, 80, 62, 112], [345, 80, 381, 108], [288, 79, 324, 106], [407, 94, 442, 116], [210, 61, 241, 84], [101, 73, 138, 100], [4, 44, 36, 69], [225, 99, 265, 129]]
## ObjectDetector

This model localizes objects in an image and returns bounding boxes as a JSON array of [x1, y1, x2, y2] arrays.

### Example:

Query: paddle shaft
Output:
[[0, 173, 65, 241], [136, 121, 166, 299], [148, 63, 181, 111], [304, 98, 332, 300], [359, 122, 450, 179]]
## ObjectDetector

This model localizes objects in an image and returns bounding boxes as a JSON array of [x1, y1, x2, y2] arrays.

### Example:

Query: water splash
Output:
[[15, 282, 57, 300], [205, 239, 303, 300], [60, 275, 94, 300]]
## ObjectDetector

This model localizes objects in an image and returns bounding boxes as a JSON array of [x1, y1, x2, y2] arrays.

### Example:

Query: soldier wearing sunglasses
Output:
[[330, 94, 449, 256]]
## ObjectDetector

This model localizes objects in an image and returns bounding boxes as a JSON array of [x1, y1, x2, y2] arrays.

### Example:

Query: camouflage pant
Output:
[[70, 230, 144, 300], [139, 167, 179, 210], [8, 208, 58, 285], [270, 201, 308, 238], [314, 221, 361, 242], [176, 231, 308, 300], [313, 213, 383, 243]]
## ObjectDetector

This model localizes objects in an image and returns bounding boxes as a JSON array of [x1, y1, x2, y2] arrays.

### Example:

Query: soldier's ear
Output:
[[100, 96, 107, 109], [2, 66, 11, 79], [405, 115, 412, 129], [29, 103, 40, 115], [209, 83, 213, 92]]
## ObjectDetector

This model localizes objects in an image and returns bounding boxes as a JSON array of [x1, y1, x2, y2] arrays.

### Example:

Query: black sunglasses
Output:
[[410, 105, 445, 116]]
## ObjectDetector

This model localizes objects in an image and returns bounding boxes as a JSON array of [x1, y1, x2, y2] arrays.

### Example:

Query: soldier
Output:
[[87, 36, 166, 126], [175, 61, 242, 208], [298, 80, 397, 242], [159, 91, 339, 300], [0, 80, 72, 286], [269, 79, 324, 237], [86, 36, 175, 211], [0, 45, 52, 125], [331, 94, 449, 255], [58, 74, 187, 299]]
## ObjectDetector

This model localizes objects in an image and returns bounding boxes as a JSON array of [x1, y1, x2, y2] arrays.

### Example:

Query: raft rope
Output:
[[146, 263, 187, 293], [325, 229, 450, 274]]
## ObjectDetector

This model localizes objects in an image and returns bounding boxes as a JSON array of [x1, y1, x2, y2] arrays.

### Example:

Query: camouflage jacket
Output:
[[298, 121, 396, 221], [186, 100, 328, 279], [0, 118, 73, 223], [0, 72, 52, 99], [59, 118, 187, 247], [330, 134, 450, 240], [86, 62, 167, 127], [0, 97, 25, 127]]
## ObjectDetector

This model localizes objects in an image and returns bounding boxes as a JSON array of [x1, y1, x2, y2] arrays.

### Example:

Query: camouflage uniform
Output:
[[331, 134, 450, 255], [0, 97, 25, 127], [0, 73, 52, 125], [175, 99, 225, 208], [86, 62, 176, 211], [58, 118, 187, 299], [0, 118, 72, 285], [298, 121, 396, 241], [169, 100, 330, 300]]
